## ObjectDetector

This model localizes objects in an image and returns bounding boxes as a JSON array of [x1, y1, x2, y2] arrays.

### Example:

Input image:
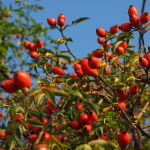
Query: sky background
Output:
[[4, 0, 150, 59]]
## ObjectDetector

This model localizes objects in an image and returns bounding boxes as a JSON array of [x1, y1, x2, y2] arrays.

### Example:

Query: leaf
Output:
[[56, 37, 66, 45], [27, 119, 42, 127], [112, 40, 123, 52], [75, 144, 92, 150], [69, 90, 83, 99], [15, 107, 25, 114], [72, 17, 90, 24], [35, 92, 45, 106], [36, 79, 50, 86], [88, 139, 119, 149], [47, 89, 69, 97], [84, 101, 99, 115], [55, 53, 72, 64], [14, 126, 22, 141]]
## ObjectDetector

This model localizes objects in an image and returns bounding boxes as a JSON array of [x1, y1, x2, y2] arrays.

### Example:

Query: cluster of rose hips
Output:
[[47, 14, 65, 27], [70, 110, 98, 134], [1, 70, 32, 94], [24, 40, 43, 58], [96, 5, 149, 57]]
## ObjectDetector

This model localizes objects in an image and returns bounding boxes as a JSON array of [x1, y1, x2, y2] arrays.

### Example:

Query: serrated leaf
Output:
[[72, 17, 90, 24]]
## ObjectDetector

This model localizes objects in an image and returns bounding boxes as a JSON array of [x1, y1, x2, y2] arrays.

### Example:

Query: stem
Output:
[[59, 28, 77, 60], [32, 101, 67, 148]]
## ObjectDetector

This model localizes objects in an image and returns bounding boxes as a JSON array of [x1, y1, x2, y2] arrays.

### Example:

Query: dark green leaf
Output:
[[72, 17, 90, 24]]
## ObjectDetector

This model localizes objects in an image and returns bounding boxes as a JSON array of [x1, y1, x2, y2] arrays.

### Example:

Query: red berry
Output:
[[36, 40, 43, 49], [33, 127, 40, 133], [30, 51, 38, 58], [120, 42, 127, 50], [0, 130, 6, 139], [102, 134, 109, 141], [105, 68, 110, 75], [97, 37, 104, 44], [13, 70, 32, 88], [88, 56, 101, 69], [16, 33, 20, 38], [80, 58, 98, 76], [129, 14, 139, 28], [55, 124, 60, 130], [139, 57, 148, 67], [93, 49, 103, 58], [128, 5, 138, 16], [43, 117, 48, 125], [103, 41, 111, 50], [140, 12, 150, 24], [144, 52, 150, 67], [47, 18, 56, 26], [71, 73, 78, 80], [0, 112, 3, 117], [79, 114, 89, 124], [118, 100, 126, 110], [34, 144, 48, 150], [1, 79, 18, 93], [46, 103, 56, 115], [118, 131, 130, 148], [96, 28, 106, 37], [52, 66, 66, 75], [40, 132, 51, 142], [116, 46, 125, 55], [58, 14, 65, 20], [109, 25, 119, 34], [129, 85, 138, 95], [76, 101, 83, 111], [24, 41, 30, 49], [82, 124, 92, 134], [28, 43, 36, 51], [120, 23, 132, 32], [70, 120, 81, 130], [88, 110, 98, 123], [29, 134, 37, 143], [57, 18, 65, 27], [116, 88, 129, 100], [16, 113, 23, 122]]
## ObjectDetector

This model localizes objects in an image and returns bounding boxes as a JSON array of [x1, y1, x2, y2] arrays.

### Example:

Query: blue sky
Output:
[[4, 0, 150, 59]]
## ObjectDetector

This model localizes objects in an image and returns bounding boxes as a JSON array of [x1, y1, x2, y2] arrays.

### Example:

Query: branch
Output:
[[32, 101, 67, 148], [137, 124, 150, 138]]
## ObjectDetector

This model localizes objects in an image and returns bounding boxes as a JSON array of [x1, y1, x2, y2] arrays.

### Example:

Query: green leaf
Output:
[[88, 139, 119, 149], [14, 126, 22, 141], [35, 92, 45, 106], [36, 79, 50, 86], [112, 40, 123, 52], [15, 107, 25, 114], [69, 90, 83, 99], [55, 53, 72, 64], [76, 144, 92, 150], [84, 101, 99, 115], [72, 17, 90, 24], [27, 119, 42, 127]]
